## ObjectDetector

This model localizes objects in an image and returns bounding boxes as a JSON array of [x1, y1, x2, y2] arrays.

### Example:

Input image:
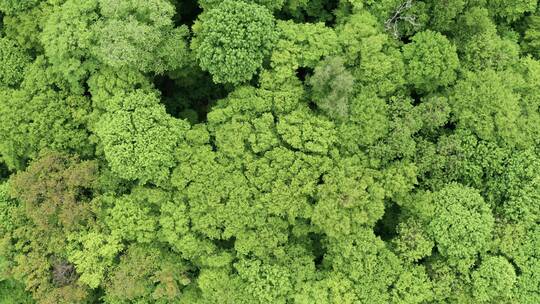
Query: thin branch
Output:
[[385, 0, 420, 39]]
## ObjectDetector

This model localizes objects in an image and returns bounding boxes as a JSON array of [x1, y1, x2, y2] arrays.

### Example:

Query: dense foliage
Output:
[[0, 0, 540, 303]]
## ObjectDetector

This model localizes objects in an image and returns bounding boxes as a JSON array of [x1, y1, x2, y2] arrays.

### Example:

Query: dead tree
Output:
[[385, 0, 420, 39]]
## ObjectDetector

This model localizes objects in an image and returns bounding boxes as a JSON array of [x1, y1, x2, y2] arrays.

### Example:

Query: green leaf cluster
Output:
[[0, 1, 539, 303]]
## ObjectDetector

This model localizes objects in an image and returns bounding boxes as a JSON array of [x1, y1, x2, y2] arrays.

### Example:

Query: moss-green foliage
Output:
[[95, 90, 189, 185], [0, 72, 93, 170], [93, 0, 189, 73], [0, 279, 35, 304], [192, 0, 277, 84], [308, 56, 354, 121], [0, 38, 31, 87], [0, 0, 41, 15], [428, 184, 494, 268], [448, 69, 527, 148], [523, 14, 540, 58], [488, 0, 537, 22], [403, 30, 459, 92], [1, 0, 540, 303], [472, 256, 517, 303]]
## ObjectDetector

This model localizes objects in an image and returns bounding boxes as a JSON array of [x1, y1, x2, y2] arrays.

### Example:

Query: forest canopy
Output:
[[1, 0, 540, 303]]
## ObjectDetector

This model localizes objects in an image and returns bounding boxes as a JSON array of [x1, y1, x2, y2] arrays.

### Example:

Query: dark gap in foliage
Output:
[[400, 32, 413, 44], [249, 72, 263, 88], [274, 0, 338, 24], [51, 258, 78, 287], [82, 81, 91, 98], [374, 200, 401, 241], [317, 174, 324, 185], [213, 237, 236, 250], [90, 287, 106, 303], [323, 0, 340, 27], [154, 72, 228, 123], [308, 101, 318, 111], [0, 162, 9, 180], [208, 134, 219, 152], [410, 90, 423, 106], [442, 120, 457, 132], [156, 75, 176, 98], [309, 232, 325, 269], [470, 255, 483, 271], [186, 266, 201, 281], [507, 257, 522, 276], [172, 0, 201, 27], [296, 66, 313, 82], [418, 247, 438, 271], [51, 83, 61, 93], [75, 187, 93, 203], [415, 255, 428, 266]]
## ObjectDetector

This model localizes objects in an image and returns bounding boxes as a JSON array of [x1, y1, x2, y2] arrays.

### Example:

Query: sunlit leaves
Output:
[[95, 90, 189, 184], [193, 0, 277, 84], [403, 30, 459, 92]]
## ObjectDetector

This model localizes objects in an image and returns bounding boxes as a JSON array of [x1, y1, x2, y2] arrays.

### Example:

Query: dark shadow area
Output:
[[82, 81, 92, 98], [275, 0, 339, 26], [172, 0, 202, 27], [442, 121, 457, 132], [400, 34, 413, 44], [308, 101, 318, 111], [155, 68, 229, 124], [374, 200, 401, 241], [88, 287, 105, 303], [296, 66, 313, 82], [0, 162, 10, 180], [213, 236, 236, 250], [410, 89, 423, 106], [507, 257, 523, 276], [322, 0, 340, 27], [309, 232, 326, 269], [416, 246, 438, 267]]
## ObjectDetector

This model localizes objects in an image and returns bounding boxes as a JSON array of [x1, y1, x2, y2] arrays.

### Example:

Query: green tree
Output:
[[0, 0, 41, 14], [456, 7, 520, 71], [103, 244, 192, 303], [337, 11, 405, 97], [0, 0, 540, 302], [104, 188, 163, 244], [428, 184, 494, 269], [393, 218, 434, 263], [0, 279, 34, 304], [312, 157, 385, 238], [403, 30, 459, 92], [0, 84, 93, 170], [448, 69, 526, 148], [488, 0, 537, 22], [95, 90, 189, 185], [92, 0, 189, 73], [0, 38, 31, 87], [67, 231, 122, 289], [523, 14, 540, 58], [308, 57, 355, 121], [472, 255, 517, 303], [40, 0, 99, 88], [192, 0, 277, 84]]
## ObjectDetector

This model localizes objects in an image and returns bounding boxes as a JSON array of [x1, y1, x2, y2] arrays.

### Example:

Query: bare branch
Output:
[[385, 0, 420, 39]]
